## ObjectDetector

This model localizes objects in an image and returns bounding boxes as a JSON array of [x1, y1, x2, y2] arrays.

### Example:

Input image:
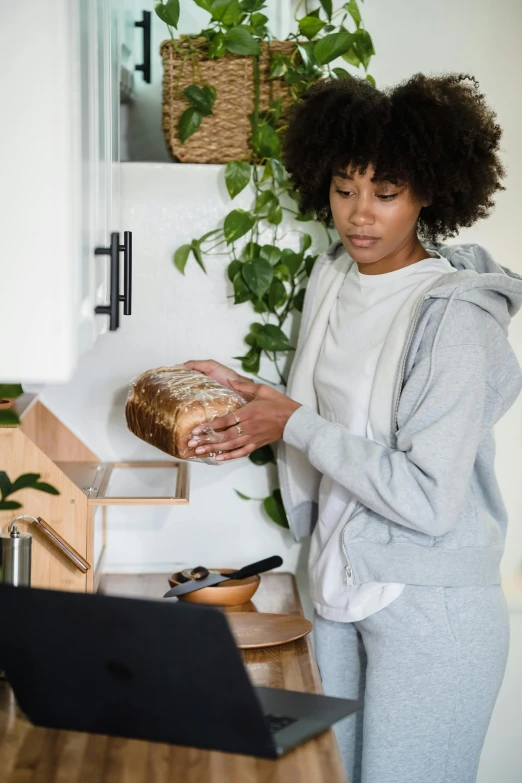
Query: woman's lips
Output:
[[348, 236, 380, 248]]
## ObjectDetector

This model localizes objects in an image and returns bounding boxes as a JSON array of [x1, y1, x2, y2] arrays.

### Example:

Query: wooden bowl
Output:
[[167, 568, 260, 606]]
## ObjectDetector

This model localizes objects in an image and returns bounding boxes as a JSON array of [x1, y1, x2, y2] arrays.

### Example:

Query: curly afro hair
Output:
[[282, 73, 506, 243]]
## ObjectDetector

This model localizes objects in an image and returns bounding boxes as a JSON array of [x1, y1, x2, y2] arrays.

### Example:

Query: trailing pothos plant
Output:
[[0, 384, 59, 511], [154, 0, 375, 529]]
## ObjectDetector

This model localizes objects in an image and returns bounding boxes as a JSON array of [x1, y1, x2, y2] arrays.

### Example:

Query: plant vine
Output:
[[154, 0, 376, 528]]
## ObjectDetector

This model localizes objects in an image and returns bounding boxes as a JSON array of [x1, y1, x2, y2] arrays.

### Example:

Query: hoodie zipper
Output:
[[340, 290, 434, 587]]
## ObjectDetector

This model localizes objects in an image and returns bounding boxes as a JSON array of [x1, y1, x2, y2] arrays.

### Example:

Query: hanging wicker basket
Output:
[[160, 38, 297, 164]]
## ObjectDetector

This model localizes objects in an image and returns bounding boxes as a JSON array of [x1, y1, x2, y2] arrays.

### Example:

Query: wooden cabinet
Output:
[[0, 396, 189, 592], [0, 1, 129, 384]]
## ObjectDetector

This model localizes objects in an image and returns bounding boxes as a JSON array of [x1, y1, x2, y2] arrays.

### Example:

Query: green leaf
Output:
[[296, 210, 315, 222], [0, 471, 12, 499], [242, 258, 273, 298], [268, 279, 287, 310], [240, 0, 266, 11], [225, 160, 251, 199], [261, 159, 273, 181], [194, 0, 213, 9], [228, 259, 242, 282], [301, 233, 312, 252], [174, 244, 191, 274], [234, 489, 253, 500], [0, 384, 23, 399], [0, 500, 22, 511], [33, 482, 60, 496], [211, 0, 242, 26], [297, 42, 320, 75], [253, 299, 268, 313], [183, 84, 215, 115], [320, 0, 333, 19], [208, 30, 226, 58], [224, 209, 255, 244], [190, 241, 207, 273], [178, 107, 203, 143], [233, 347, 261, 373], [307, 7, 322, 17], [154, 0, 180, 28], [233, 271, 252, 303], [298, 15, 326, 40], [341, 46, 360, 68], [9, 473, 41, 494], [251, 124, 281, 158], [224, 26, 261, 55], [241, 241, 262, 261], [344, 0, 361, 27], [305, 254, 318, 276], [292, 288, 306, 312], [263, 489, 289, 528], [354, 28, 375, 70], [333, 64, 355, 77], [249, 444, 275, 465], [314, 32, 356, 65], [0, 409, 20, 426], [366, 73, 376, 86], [267, 203, 282, 225], [256, 324, 294, 352], [251, 12, 268, 26], [260, 245, 281, 266], [269, 157, 286, 184], [280, 248, 303, 275], [255, 190, 278, 214], [269, 52, 288, 79], [273, 263, 291, 282]]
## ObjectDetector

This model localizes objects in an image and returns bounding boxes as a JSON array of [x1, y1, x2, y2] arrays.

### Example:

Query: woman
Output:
[[184, 73, 522, 783]]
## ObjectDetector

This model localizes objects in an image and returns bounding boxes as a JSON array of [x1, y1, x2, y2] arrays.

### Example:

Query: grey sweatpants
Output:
[[314, 584, 510, 783]]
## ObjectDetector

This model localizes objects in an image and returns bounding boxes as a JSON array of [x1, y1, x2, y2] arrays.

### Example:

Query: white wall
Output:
[[39, 162, 326, 612]]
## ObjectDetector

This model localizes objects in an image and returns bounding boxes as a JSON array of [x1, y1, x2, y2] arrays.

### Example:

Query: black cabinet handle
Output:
[[95, 233, 120, 331], [134, 11, 151, 84], [119, 231, 132, 316]]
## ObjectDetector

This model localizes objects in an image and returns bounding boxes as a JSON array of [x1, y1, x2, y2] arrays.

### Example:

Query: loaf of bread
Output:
[[125, 365, 246, 461]]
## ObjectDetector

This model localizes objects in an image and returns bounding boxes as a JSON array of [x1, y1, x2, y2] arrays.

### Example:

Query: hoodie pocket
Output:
[[344, 507, 392, 544], [345, 506, 436, 547]]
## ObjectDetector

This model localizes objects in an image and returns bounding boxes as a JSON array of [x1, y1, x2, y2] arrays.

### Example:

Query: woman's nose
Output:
[[350, 207, 375, 227]]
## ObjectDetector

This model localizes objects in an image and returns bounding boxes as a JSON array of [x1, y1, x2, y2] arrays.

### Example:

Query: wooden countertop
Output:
[[0, 573, 348, 783]]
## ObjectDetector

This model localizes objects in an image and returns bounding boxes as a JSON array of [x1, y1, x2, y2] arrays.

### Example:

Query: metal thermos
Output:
[[0, 516, 33, 587]]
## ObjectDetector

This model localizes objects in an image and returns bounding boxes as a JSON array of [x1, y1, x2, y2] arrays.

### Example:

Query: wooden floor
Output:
[[0, 572, 348, 783]]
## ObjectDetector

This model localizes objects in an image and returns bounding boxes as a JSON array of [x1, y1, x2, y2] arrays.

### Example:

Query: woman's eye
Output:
[[378, 194, 398, 200], [336, 189, 352, 197]]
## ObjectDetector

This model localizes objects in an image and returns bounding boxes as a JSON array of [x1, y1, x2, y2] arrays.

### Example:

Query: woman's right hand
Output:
[[182, 359, 248, 390]]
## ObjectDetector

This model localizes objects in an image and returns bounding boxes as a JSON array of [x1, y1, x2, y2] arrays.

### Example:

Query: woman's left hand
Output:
[[187, 378, 302, 462]]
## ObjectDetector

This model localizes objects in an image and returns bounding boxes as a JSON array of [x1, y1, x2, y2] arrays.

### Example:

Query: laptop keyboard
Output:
[[265, 713, 298, 734]]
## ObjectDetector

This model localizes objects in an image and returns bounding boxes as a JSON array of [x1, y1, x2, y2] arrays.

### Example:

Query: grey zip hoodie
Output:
[[276, 241, 522, 587]]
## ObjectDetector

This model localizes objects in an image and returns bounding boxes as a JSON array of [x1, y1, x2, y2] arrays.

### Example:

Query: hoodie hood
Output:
[[424, 242, 522, 333], [328, 239, 522, 333]]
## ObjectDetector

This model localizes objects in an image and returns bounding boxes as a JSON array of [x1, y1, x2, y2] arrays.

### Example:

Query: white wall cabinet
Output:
[[1, 0, 134, 384]]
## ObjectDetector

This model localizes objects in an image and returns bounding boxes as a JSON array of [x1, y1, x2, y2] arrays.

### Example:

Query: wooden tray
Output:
[[226, 612, 312, 649]]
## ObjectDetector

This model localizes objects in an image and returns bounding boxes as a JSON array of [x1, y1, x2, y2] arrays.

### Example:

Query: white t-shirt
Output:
[[309, 251, 454, 622]]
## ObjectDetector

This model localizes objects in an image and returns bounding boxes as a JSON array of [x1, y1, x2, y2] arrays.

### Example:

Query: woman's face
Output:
[[329, 163, 430, 272]]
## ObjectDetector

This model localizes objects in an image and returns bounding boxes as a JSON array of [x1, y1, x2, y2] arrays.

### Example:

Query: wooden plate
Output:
[[226, 612, 312, 649]]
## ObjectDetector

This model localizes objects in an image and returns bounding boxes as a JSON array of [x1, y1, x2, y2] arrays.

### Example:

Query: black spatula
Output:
[[163, 555, 282, 598]]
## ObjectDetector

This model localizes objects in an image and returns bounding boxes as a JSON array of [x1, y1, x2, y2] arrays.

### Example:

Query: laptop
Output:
[[0, 583, 362, 759]]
